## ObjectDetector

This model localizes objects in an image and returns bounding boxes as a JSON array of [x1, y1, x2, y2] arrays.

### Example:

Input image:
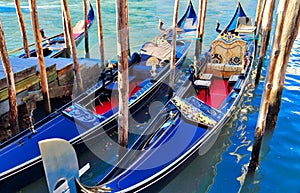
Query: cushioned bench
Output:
[[206, 63, 243, 78]]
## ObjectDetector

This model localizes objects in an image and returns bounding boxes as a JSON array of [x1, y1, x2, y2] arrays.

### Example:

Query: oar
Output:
[[7, 32, 64, 54]]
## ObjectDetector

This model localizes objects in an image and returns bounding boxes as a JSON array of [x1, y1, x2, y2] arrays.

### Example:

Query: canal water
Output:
[[0, 0, 299, 192]]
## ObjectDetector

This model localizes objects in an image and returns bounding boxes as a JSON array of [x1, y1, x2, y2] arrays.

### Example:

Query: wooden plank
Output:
[[46, 63, 58, 83], [0, 65, 37, 89], [0, 74, 39, 102]]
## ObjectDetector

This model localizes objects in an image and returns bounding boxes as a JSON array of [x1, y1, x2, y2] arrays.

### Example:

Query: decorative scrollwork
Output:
[[211, 53, 222, 63], [229, 56, 241, 65]]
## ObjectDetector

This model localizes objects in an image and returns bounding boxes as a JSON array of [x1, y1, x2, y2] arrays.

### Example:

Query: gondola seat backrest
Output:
[[208, 38, 248, 78], [211, 38, 247, 64]]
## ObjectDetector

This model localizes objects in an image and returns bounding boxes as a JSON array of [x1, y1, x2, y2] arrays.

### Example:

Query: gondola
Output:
[[0, 1, 197, 192], [17, 1, 95, 58], [70, 1, 256, 192]]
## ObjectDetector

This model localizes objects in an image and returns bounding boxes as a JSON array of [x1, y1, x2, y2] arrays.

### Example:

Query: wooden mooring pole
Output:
[[255, 0, 276, 86], [116, 0, 129, 158], [0, 21, 20, 135], [255, 0, 264, 27], [169, 0, 180, 98], [265, 0, 300, 130], [14, 0, 30, 58], [248, 0, 300, 172], [195, 0, 203, 60], [254, 0, 264, 56], [29, 0, 51, 114], [61, 11, 71, 58], [96, 0, 105, 67], [125, 0, 130, 57], [195, 0, 207, 60], [83, 0, 90, 58], [61, 0, 84, 93], [255, 0, 267, 37]]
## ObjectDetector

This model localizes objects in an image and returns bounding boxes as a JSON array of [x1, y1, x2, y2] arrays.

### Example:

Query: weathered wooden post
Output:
[[96, 0, 105, 67], [116, 0, 130, 158], [0, 20, 20, 135], [61, 0, 84, 93], [266, 0, 300, 130], [248, 0, 300, 171], [83, 0, 90, 58], [195, 0, 207, 60], [195, 0, 203, 60], [255, 0, 276, 86], [255, 0, 263, 26], [254, 0, 264, 55], [29, 0, 51, 114], [125, 0, 130, 57], [200, 0, 207, 39], [169, 0, 180, 97], [61, 11, 71, 58], [14, 0, 30, 58], [255, 0, 266, 35]]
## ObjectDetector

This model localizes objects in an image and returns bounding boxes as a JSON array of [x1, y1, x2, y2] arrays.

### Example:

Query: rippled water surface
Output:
[[0, 0, 299, 192]]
